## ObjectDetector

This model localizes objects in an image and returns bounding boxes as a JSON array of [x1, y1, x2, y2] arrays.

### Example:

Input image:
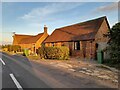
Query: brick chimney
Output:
[[44, 25, 47, 34]]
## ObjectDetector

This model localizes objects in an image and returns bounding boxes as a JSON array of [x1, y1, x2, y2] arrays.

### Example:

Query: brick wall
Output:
[[95, 19, 109, 42], [95, 19, 109, 59], [71, 41, 96, 59], [45, 41, 97, 59]]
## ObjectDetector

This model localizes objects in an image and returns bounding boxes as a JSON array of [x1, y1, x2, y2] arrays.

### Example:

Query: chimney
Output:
[[44, 25, 47, 34]]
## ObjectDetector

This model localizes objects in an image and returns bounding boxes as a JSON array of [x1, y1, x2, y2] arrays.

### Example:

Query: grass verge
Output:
[[27, 55, 40, 60]]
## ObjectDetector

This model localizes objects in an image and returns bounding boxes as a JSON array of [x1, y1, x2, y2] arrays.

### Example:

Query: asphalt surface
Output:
[[1, 52, 50, 89], [0, 52, 118, 89]]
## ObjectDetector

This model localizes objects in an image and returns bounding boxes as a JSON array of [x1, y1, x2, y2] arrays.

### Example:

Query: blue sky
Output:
[[1, 2, 119, 44]]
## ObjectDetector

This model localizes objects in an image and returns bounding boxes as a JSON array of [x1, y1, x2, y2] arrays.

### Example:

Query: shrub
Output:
[[12, 45, 21, 52], [37, 46, 69, 60], [36, 46, 46, 59], [2, 45, 21, 52], [105, 22, 120, 64]]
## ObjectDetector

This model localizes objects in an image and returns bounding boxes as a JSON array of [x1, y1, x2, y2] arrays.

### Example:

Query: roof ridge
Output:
[[56, 16, 106, 30], [44, 16, 108, 43], [15, 32, 44, 37], [15, 34, 34, 36], [37, 33, 44, 35]]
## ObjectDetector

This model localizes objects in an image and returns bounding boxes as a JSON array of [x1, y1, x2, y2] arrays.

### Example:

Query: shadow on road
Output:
[[12, 55, 32, 67], [2, 52, 50, 88], [2, 52, 32, 67]]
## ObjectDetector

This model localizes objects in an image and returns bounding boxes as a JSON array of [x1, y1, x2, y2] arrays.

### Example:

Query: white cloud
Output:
[[20, 3, 83, 23], [93, 2, 119, 13]]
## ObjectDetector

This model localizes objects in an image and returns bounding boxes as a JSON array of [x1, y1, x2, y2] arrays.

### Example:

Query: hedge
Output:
[[37, 46, 69, 60], [2, 45, 22, 52]]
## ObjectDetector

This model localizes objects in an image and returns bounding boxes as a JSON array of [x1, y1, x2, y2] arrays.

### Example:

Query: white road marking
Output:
[[0, 58, 5, 65], [9, 74, 23, 90]]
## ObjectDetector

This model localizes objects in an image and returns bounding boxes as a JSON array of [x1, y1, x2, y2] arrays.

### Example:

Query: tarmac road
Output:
[[1, 52, 50, 89], [0, 52, 117, 89]]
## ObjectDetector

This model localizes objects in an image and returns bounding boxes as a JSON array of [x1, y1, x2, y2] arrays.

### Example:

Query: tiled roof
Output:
[[44, 16, 108, 43], [13, 34, 33, 44], [14, 33, 44, 44]]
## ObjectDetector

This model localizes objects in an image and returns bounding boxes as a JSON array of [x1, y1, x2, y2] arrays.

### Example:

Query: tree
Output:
[[107, 22, 120, 64]]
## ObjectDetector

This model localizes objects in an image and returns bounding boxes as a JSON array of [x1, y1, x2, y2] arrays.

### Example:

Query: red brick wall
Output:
[[45, 41, 97, 59], [71, 41, 96, 59], [95, 19, 109, 42]]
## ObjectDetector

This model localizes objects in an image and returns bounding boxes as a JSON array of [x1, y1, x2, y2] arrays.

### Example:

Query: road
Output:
[[0, 52, 118, 89], [1, 52, 50, 89]]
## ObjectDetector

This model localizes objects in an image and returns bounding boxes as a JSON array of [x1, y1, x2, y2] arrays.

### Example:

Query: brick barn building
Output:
[[13, 26, 49, 53], [44, 16, 110, 59]]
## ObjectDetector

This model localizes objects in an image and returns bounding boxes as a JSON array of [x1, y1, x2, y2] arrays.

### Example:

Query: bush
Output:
[[105, 22, 120, 64], [11, 45, 21, 52], [37, 46, 69, 60], [36, 46, 46, 59], [2, 45, 21, 52]]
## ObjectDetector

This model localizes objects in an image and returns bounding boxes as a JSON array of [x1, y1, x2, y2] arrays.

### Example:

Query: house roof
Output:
[[14, 33, 44, 44], [44, 16, 109, 43]]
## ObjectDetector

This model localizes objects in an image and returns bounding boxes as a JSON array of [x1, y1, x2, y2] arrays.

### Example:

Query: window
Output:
[[74, 41, 80, 50], [52, 43, 54, 46]]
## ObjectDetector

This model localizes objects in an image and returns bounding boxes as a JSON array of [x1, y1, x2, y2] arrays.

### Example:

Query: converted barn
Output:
[[44, 16, 110, 59]]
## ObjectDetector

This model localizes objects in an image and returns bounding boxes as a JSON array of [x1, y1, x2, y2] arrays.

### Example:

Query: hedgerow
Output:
[[2, 45, 21, 52], [37, 46, 69, 60]]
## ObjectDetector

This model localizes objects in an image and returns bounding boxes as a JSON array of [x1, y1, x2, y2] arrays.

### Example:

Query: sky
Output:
[[1, 1, 119, 44]]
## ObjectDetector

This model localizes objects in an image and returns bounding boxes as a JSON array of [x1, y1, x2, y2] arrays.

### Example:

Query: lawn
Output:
[[27, 55, 40, 60]]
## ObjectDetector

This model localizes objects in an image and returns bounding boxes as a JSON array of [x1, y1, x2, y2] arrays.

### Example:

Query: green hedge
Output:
[[2, 45, 21, 52], [37, 46, 69, 60]]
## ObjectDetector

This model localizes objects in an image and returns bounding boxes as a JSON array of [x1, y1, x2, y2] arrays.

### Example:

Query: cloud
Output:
[[20, 3, 83, 23], [93, 2, 119, 13]]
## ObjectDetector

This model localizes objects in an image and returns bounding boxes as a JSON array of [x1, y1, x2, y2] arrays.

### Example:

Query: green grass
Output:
[[27, 55, 40, 60], [3, 51, 15, 55]]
